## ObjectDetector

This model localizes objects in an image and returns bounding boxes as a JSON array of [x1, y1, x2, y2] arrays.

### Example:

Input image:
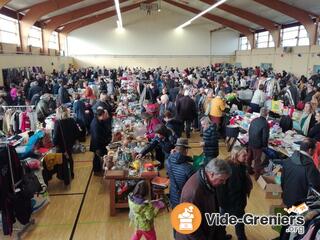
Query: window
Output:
[[281, 25, 310, 47], [281, 26, 299, 47], [49, 31, 58, 49], [255, 31, 275, 48], [0, 14, 20, 45], [239, 36, 251, 50], [297, 26, 309, 46], [28, 26, 42, 47]]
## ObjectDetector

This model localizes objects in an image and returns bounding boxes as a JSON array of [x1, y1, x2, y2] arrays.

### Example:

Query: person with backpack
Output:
[[137, 124, 177, 167]]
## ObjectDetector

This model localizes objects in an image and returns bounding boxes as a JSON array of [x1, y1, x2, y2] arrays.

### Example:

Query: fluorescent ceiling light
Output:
[[114, 0, 123, 28], [177, 0, 229, 29]]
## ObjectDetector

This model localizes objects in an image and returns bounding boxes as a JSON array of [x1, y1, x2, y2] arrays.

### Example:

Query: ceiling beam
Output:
[[42, 0, 128, 55], [0, 0, 10, 9], [19, 0, 82, 52], [253, 0, 317, 45], [60, 1, 153, 35], [200, 0, 281, 47], [44, 0, 128, 30], [164, 0, 254, 48]]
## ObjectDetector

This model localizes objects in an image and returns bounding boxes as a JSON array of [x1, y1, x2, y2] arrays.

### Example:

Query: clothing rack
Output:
[[2, 105, 35, 110], [0, 141, 35, 238]]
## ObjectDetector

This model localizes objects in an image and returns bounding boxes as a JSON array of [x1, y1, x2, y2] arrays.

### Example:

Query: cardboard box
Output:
[[257, 175, 283, 199]]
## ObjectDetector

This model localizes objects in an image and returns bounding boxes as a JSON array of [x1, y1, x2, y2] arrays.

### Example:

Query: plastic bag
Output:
[[193, 153, 205, 170]]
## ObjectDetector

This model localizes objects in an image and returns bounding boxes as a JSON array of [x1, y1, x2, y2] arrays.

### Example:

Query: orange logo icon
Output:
[[171, 202, 202, 235]]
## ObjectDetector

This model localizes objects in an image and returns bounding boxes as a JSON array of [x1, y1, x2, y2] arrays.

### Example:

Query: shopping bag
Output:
[[193, 153, 205, 170]]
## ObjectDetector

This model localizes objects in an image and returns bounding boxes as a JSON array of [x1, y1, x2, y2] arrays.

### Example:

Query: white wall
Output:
[[236, 45, 320, 77], [211, 29, 239, 56], [68, 7, 238, 68]]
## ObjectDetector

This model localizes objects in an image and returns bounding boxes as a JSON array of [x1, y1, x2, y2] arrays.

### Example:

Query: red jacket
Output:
[[146, 118, 161, 140]]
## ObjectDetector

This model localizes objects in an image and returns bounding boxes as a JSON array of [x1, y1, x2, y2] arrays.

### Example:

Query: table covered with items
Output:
[[227, 110, 306, 157], [104, 78, 164, 216]]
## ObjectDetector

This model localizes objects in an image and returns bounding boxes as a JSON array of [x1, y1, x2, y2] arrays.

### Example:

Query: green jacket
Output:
[[128, 196, 159, 231]]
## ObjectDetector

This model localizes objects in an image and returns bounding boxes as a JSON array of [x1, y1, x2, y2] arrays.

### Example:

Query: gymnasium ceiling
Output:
[[2, 0, 320, 34]]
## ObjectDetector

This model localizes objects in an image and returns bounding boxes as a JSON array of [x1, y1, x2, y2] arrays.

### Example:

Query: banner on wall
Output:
[[313, 65, 320, 74], [235, 62, 242, 68], [260, 63, 272, 71]]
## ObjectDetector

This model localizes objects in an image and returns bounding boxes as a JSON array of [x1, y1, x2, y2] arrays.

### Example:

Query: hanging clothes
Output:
[[0, 145, 23, 235]]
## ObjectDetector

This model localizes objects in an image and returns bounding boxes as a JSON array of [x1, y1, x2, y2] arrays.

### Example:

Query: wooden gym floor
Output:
[[1, 133, 281, 240]]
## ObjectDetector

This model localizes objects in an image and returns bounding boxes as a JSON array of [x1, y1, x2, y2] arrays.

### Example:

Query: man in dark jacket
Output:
[[92, 91, 113, 130], [176, 159, 231, 240], [166, 138, 194, 208], [247, 107, 269, 179], [146, 83, 159, 104], [58, 81, 71, 105], [90, 109, 112, 174], [28, 81, 42, 101], [285, 80, 300, 107], [159, 94, 176, 120], [137, 124, 176, 164], [176, 90, 197, 138], [200, 116, 219, 165], [36, 94, 53, 126], [164, 111, 183, 138], [281, 138, 320, 207]]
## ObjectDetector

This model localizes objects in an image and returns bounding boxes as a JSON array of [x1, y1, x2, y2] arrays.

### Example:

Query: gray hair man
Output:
[[177, 158, 231, 240]]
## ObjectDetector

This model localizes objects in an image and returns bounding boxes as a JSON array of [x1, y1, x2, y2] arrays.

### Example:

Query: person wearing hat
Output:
[[137, 124, 176, 167], [166, 138, 194, 209]]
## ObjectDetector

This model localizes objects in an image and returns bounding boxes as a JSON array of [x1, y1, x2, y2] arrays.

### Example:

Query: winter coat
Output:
[[209, 97, 226, 118], [169, 87, 180, 102], [128, 194, 158, 231], [92, 100, 113, 129], [166, 119, 183, 138], [176, 168, 226, 240], [281, 151, 320, 207], [145, 118, 161, 140], [216, 162, 252, 213], [28, 85, 42, 100], [73, 100, 86, 125], [35, 99, 50, 122], [202, 124, 219, 158], [58, 86, 71, 104], [308, 123, 320, 142], [140, 135, 175, 159], [146, 87, 159, 104], [53, 118, 79, 152], [248, 116, 269, 149], [159, 102, 176, 120], [176, 96, 197, 121], [89, 117, 112, 152], [166, 152, 194, 208]]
